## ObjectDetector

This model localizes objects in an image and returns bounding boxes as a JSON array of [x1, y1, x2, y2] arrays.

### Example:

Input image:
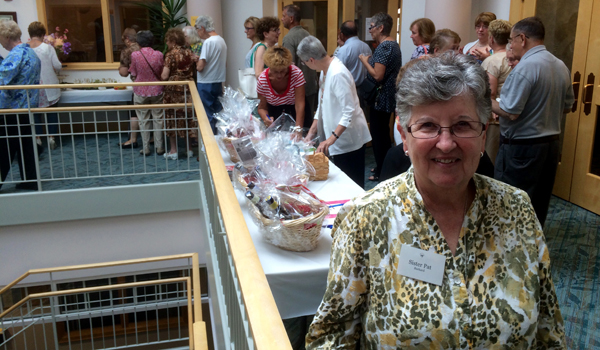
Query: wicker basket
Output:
[[248, 203, 329, 252], [306, 152, 329, 181], [222, 137, 240, 163]]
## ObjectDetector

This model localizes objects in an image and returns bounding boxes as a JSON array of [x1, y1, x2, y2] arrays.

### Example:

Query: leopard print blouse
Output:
[[306, 169, 565, 349]]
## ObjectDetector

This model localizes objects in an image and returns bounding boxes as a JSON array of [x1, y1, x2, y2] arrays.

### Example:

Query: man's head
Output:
[[195, 15, 215, 39], [339, 20, 358, 42], [509, 16, 544, 60], [282, 5, 301, 29], [121, 28, 137, 46]]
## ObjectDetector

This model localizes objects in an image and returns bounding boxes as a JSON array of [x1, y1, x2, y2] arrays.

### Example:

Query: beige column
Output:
[[424, 0, 474, 47]]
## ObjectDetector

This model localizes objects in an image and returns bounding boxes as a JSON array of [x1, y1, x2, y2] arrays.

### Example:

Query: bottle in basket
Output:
[[245, 191, 270, 218], [265, 195, 293, 220]]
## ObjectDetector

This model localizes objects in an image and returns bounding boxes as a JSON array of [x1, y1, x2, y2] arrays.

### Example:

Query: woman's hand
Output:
[[316, 136, 336, 155], [358, 54, 371, 65], [473, 47, 491, 61], [263, 117, 273, 128]]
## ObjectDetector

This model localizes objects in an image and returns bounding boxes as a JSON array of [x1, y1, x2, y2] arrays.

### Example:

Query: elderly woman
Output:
[[129, 30, 164, 156], [506, 45, 519, 69], [409, 18, 435, 59], [429, 28, 461, 55], [298, 36, 372, 188], [0, 20, 41, 191], [243, 16, 260, 68], [118, 28, 140, 149], [182, 26, 202, 57], [358, 12, 401, 182], [161, 28, 197, 160], [463, 12, 496, 62], [28, 21, 62, 150], [481, 19, 512, 165], [253, 17, 280, 78], [256, 47, 311, 130], [306, 53, 565, 349]]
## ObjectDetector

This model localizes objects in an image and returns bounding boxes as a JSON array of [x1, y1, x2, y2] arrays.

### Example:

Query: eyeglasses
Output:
[[368, 24, 379, 31], [508, 33, 528, 43], [270, 28, 281, 33], [244, 26, 254, 31], [407, 121, 486, 139]]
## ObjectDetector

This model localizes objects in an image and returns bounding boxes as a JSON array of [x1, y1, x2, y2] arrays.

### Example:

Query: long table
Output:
[[59, 88, 133, 105], [223, 150, 365, 319]]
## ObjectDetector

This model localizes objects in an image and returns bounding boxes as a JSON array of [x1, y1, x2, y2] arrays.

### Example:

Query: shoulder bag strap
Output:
[[139, 50, 161, 81]]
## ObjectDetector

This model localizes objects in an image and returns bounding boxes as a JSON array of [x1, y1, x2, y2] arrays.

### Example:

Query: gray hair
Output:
[[371, 12, 393, 36], [283, 4, 302, 24], [395, 52, 491, 129], [297, 36, 327, 62], [136, 30, 154, 48], [183, 25, 201, 45], [195, 15, 215, 32], [0, 20, 21, 41]]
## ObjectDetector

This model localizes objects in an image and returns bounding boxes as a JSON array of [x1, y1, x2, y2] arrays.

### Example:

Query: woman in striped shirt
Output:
[[256, 47, 312, 130]]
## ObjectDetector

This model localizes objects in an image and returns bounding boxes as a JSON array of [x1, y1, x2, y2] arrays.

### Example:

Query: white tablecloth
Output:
[[59, 88, 133, 104], [223, 148, 365, 319]]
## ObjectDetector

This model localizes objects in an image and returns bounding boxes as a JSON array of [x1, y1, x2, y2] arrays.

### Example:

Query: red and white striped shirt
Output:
[[256, 65, 306, 106]]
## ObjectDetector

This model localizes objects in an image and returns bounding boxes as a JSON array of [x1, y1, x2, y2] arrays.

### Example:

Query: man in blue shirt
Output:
[[0, 19, 41, 191], [334, 21, 372, 87]]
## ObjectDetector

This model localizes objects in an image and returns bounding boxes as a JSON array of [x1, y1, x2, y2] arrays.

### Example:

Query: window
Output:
[[40, 0, 160, 67]]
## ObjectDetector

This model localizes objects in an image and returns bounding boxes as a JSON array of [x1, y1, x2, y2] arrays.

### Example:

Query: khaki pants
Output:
[[134, 93, 165, 153]]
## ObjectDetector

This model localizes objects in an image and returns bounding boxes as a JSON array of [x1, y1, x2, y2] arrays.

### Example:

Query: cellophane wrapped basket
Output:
[[306, 152, 329, 181]]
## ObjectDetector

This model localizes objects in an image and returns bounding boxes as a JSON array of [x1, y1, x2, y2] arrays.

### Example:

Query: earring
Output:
[[405, 151, 409, 157], [480, 152, 484, 158]]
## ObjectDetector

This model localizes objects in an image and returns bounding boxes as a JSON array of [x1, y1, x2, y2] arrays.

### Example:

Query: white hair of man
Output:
[[183, 26, 202, 45], [194, 16, 215, 32], [297, 36, 327, 62]]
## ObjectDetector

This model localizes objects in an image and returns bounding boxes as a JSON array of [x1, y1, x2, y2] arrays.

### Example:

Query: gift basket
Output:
[[214, 87, 264, 163], [306, 152, 329, 181]]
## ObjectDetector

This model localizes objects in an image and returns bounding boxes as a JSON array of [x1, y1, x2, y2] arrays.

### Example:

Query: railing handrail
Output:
[[0, 81, 190, 90], [0, 276, 196, 349], [0, 103, 192, 114]]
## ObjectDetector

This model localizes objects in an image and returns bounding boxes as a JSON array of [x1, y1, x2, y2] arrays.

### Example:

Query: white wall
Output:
[[0, 0, 39, 58], [0, 210, 207, 286], [187, 0, 224, 34], [425, 0, 473, 50], [469, 0, 512, 42]]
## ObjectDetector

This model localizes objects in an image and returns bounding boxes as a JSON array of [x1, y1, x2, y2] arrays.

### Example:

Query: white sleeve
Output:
[[331, 71, 356, 127]]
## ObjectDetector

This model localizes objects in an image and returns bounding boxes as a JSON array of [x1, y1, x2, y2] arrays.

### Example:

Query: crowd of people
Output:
[[0, 7, 577, 349]]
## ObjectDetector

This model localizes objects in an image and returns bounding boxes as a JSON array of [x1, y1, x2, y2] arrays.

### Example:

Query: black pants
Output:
[[0, 114, 38, 189], [369, 107, 392, 177], [267, 97, 314, 130], [330, 145, 366, 189], [494, 139, 559, 227]]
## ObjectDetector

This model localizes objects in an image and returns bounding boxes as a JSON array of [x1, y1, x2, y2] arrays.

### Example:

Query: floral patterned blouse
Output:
[[0, 43, 41, 109], [306, 169, 565, 350]]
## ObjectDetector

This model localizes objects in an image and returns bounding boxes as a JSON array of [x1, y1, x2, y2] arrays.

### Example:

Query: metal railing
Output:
[[0, 82, 199, 192], [0, 253, 206, 350], [2, 82, 293, 350]]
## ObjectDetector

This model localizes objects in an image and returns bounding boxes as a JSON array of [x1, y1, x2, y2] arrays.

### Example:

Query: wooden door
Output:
[[552, 0, 593, 199], [279, 0, 338, 55], [569, 0, 600, 215]]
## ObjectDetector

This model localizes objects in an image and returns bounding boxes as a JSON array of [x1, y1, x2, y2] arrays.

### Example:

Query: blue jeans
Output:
[[197, 82, 223, 134]]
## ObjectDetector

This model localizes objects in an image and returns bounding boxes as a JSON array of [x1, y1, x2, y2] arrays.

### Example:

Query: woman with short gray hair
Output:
[[358, 12, 401, 182], [298, 36, 371, 188], [194, 16, 215, 32], [306, 52, 565, 349], [183, 26, 202, 57]]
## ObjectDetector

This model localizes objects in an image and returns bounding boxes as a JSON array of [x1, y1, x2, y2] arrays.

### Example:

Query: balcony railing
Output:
[[0, 82, 293, 350]]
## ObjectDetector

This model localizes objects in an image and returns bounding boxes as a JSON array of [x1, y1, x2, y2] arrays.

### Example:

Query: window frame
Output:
[[36, 0, 118, 70]]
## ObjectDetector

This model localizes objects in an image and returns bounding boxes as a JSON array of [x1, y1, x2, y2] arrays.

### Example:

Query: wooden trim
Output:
[[188, 277, 195, 349], [342, 0, 355, 22], [327, 0, 338, 55], [194, 322, 209, 350], [509, 0, 538, 24], [388, 0, 400, 40], [191, 82, 293, 349], [192, 253, 202, 322], [100, 0, 114, 63], [36, 0, 47, 26], [1, 103, 192, 114], [60, 63, 121, 70], [0, 277, 190, 319]]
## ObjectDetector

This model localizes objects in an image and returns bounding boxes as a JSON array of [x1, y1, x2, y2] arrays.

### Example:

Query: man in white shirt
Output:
[[334, 21, 371, 87], [195, 15, 227, 134]]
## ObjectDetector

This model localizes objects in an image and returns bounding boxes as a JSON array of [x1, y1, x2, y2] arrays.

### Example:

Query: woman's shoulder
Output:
[[474, 174, 540, 223]]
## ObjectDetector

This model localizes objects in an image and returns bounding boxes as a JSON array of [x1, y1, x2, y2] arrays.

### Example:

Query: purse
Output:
[[358, 78, 381, 105], [238, 68, 258, 98]]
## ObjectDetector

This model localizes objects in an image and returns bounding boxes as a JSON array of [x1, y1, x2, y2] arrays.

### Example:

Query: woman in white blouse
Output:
[[28, 21, 61, 150], [298, 36, 372, 188]]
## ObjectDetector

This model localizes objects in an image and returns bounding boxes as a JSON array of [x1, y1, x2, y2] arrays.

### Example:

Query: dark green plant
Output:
[[137, 0, 190, 53]]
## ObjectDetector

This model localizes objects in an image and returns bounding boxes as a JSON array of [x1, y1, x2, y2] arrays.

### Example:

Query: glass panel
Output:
[[45, 0, 105, 62], [536, 0, 580, 72], [109, 0, 161, 60], [590, 106, 600, 176], [354, 0, 388, 45], [294, 1, 328, 50]]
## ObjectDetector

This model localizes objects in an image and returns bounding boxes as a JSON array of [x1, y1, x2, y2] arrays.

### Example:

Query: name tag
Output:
[[397, 245, 446, 286]]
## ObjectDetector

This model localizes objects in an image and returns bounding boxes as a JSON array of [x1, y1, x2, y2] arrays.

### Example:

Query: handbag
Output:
[[358, 78, 380, 105], [238, 68, 258, 98]]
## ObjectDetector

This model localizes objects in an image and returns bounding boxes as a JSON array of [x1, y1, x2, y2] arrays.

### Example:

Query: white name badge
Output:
[[397, 245, 446, 286]]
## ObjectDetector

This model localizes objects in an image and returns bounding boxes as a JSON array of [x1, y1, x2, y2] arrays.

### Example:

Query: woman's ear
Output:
[[397, 116, 408, 145]]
